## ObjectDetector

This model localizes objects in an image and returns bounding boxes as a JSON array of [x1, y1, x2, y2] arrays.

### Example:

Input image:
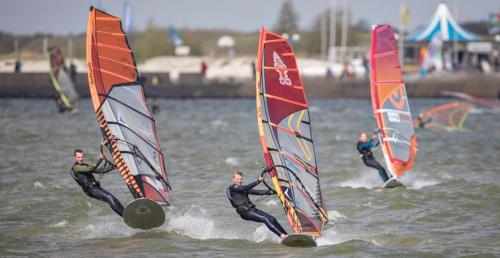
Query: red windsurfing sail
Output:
[[256, 27, 328, 237], [370, 24, 418, 177], [86, 7, 170, 205]]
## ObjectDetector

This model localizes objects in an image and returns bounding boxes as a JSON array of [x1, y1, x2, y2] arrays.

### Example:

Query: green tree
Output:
[[273, 0, 299, 35], [132, 18, 175, 62]]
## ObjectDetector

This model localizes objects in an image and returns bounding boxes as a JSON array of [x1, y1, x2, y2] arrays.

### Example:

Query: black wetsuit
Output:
[[416, 116, 432, 128], [227, 180, 288, 237], [53, 93, 68, 113], [357, 139, 390, 182], [71, 159, 124, 217]]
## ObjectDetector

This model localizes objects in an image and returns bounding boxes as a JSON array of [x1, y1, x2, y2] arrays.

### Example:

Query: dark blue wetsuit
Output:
[[227, 180, 288, 237], [357, 139, 390, 182]]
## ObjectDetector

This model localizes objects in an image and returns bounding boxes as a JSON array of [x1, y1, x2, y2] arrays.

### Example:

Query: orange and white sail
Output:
[[86, 7, 170, 205]]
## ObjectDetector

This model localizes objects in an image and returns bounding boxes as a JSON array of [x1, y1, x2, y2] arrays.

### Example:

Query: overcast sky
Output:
[[0, 0, 498, 35]]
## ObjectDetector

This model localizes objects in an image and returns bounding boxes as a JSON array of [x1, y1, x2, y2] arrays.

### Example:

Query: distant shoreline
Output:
[[0, 72, 499, 99]]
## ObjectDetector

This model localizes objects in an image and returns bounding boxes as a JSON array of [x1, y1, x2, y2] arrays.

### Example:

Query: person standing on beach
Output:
[[14, 60, 21, 73], [200, 61, 208, 83]]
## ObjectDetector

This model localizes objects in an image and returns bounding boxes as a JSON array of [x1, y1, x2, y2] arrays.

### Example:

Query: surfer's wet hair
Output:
[[232, 170, 243, 177], [74, 149, 84, 156]]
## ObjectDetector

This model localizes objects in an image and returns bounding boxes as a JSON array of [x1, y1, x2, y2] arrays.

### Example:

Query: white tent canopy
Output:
[[408, 3, 480, 42]]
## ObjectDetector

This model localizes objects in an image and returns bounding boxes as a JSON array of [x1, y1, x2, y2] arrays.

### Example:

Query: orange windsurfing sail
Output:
[[370, 24, 418, 177], [86, 7, 170, 205], [255, 27, 328, 237], [415, 101, 474, 131]]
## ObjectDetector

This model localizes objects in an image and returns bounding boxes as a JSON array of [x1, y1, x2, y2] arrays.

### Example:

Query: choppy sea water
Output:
[[0, 98, 499, 257]]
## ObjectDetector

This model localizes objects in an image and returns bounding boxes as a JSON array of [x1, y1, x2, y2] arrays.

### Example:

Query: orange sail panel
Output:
[[370, 24, 417, 177], [416, 102, 474, 131], [256, 27, 328, 237], [86, 7, 170, 205]]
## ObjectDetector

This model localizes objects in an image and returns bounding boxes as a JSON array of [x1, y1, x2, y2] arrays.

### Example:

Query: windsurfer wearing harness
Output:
[[227, 170, 288, 240], [71, 149, 124, 217], [357, 132, 390, 182]]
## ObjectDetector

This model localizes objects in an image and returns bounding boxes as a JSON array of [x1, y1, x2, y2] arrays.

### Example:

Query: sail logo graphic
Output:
[[387, 112, 401, 123], [389, 87, 406, 110], [117, 113, 128, 127], [273, 51, 292, 86]]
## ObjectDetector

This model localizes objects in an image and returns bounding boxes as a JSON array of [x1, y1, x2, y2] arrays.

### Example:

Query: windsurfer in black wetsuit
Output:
[[71, 149, 124, 217], [414, 114, 432, 128], [357, 132, 390, 182], [227, 170, 288, 240]]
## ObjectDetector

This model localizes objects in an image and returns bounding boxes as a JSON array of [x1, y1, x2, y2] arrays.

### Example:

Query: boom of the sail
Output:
[[86, 7, 170, 205], [416, 101, 474, 131], [255, 27, 328, 237], [369, 24, 417, 178], [49, 47, 79, 108]]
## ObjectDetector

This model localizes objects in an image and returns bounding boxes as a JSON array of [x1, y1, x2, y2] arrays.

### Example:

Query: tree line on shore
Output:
[[0, 0, 491, 63]]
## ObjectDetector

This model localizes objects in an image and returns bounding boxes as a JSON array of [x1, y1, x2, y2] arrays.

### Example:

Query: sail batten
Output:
[[86, 7, 170, 206], [256, 27, 327, 237]]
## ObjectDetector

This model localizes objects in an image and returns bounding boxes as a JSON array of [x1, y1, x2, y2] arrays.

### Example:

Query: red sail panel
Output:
[[256, 27, 328, 237], [86, 7, 170, 206], [370, 24, 417, 177]]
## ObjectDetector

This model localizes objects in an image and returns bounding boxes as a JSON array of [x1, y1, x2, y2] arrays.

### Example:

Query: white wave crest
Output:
[[224, 157, 239, 166], [33, 181, 44, 189], [337, 171, 382, 189], [81, 216, 136, 239], [51, 220, 68, 227], [262, 199, 278, 206], [211, 120, 228, 127], [165, 206, 238, 240], [401, 172, 441, 189], [253, 225, 280, 243], [316, 227, 382, 247], [327, 210, 345, 221]]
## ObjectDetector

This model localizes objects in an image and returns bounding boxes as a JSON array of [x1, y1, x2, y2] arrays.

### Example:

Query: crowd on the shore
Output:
[[2, 49, 499, 84]]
